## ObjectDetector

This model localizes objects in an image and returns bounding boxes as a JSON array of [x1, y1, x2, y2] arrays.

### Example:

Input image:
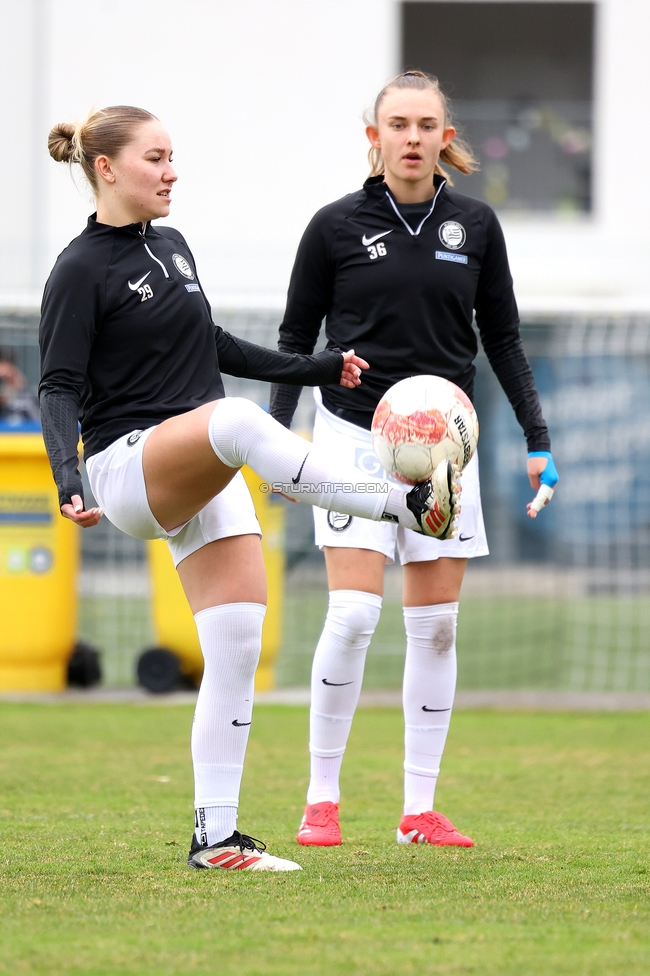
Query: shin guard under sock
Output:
[[402, 602, 458, 815], [307, 590, 382, 804], [191, 602, 265, 845]]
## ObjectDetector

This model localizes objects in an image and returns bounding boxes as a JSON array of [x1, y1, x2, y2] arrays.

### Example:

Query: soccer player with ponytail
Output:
[[40, 105, 460, 872], [270, 71, 557, 849]]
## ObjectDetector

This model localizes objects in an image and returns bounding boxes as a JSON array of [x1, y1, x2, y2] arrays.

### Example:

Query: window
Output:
[[401, 2, 595, 213]]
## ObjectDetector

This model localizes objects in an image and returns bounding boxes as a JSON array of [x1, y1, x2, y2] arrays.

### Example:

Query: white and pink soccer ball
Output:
[[371, 375, 479, 486]]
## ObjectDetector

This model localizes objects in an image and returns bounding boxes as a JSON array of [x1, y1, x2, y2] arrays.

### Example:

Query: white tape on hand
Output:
[[529, 484, 555, 515]]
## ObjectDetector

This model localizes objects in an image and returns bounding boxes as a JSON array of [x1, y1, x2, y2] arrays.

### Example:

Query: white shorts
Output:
[[312, 393, 489, 565], [85, 427, 261, 567]]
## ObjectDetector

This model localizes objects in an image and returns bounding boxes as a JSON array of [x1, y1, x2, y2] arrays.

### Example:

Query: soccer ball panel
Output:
[[371, 375, 479, 485]]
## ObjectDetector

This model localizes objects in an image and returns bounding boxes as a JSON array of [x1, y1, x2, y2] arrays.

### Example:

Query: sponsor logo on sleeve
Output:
[[185, 283, 201, 292]]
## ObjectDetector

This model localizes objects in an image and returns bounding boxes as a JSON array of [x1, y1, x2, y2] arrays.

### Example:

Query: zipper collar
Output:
[[143, 239, 169, 278], [139, 222, 169, 278], [85, 214, 170, 277], [384, 178, 447, 237], [87, 213, 148, 238]]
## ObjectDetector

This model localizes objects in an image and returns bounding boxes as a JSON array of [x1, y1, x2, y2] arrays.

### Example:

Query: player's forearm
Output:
[[483, 334, 551, 452], [39, 388, 84, 507], [215, 329, 342, 386], [269, 383, 302, 428], [270, 319, 323, 427]]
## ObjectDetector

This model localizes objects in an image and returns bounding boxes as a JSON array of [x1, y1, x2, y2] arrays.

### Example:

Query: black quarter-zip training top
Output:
[[270, 175, 550, 452], [39, 216, 345, 506]]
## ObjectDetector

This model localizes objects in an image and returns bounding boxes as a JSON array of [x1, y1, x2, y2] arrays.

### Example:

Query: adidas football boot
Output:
[[188, 830, 302, 871], [406, 460, 461, 540], [296, 801, 341, 846], [397, 811, 474, 847]]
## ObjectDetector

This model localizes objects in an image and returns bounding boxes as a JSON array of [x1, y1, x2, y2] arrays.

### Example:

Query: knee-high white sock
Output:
[[208, 398, 416, 528], [402, 602, 458, 815], [307, 590, 382, 804], [191, 602, 266, 845]]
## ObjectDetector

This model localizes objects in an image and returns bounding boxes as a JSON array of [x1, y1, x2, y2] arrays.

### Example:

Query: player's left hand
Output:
[[339, 349, 369, 388], [526, 451, 558, 518]]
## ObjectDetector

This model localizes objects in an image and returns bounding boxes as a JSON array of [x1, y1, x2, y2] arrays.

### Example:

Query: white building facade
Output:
[[1, 0, 649, 314]]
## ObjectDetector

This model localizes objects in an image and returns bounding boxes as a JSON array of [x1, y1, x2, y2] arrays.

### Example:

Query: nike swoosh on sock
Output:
[[292, 453, 309, 485]]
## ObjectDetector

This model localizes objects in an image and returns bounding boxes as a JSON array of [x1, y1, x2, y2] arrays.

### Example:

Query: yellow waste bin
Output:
[[0, 428, 79, 691], [141, 466, 285, 692]]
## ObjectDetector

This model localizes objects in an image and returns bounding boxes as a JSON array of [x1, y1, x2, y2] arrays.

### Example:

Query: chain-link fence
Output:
[[2, 308, 650, 693]]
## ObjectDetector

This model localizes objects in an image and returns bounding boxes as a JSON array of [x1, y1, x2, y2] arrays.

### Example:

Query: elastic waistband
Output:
[[313, 388, 373, 442]]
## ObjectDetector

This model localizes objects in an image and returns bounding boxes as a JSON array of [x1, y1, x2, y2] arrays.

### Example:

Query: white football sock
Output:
[[191, 602, 266, 846], [194, 806, 237, 847], [307, 590, 383, 804], [208, 398, 417, 526], [402, 602, 458, 816]]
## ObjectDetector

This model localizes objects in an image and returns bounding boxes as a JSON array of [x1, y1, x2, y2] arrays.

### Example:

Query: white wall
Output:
[[0, 0, 397, 306], [1, 0, 649, 312]]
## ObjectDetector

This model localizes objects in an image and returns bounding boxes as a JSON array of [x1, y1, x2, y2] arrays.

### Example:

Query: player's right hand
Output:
[[61, 494, 103, 527]]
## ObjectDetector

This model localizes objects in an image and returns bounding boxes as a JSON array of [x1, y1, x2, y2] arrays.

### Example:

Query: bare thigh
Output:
[[176, 534, 267, 615], [402, 558, 467, 607], [324, 549, 467, 605], [143, 401, 236, 531], [324, 547, 387, 596]]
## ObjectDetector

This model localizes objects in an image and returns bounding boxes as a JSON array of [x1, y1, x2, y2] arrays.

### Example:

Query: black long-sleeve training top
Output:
[[270, 175, 550, 452], [39, 216, 344, 506]]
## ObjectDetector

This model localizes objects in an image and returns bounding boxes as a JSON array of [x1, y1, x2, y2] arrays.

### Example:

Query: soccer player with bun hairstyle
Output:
[[40, 104, 461, 872], [270, 70, 558, 849]]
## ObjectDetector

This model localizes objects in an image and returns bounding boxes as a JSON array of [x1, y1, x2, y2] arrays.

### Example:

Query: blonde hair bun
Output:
[[48, 122, 77, 163]]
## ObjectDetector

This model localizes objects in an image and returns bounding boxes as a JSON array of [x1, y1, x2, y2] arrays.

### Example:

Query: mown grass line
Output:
[[0, 705, 648, 975]]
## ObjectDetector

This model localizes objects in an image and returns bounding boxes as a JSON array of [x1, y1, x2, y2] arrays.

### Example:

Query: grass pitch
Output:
[[0, 704, 648, 975]]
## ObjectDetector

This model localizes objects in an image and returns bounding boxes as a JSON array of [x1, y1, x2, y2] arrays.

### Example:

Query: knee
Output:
[[428, 614, 457, 655], [208, 397, 266, 466], [403, 604, 458, 657], [195, 603, 264, 673], [326, 590, 383, 643], [211, 396, 261, 429]]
